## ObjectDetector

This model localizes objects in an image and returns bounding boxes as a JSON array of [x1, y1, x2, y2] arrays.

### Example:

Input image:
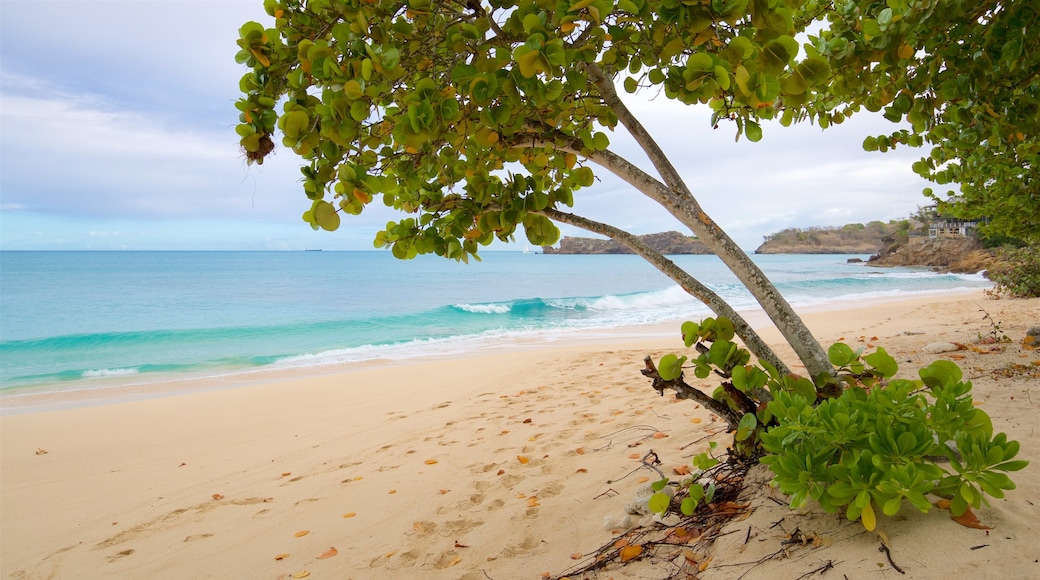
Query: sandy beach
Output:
[[2, 290, 1038, 579]]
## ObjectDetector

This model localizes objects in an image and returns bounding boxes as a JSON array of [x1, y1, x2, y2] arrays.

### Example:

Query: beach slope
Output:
[[2, 291, 1038, 579]]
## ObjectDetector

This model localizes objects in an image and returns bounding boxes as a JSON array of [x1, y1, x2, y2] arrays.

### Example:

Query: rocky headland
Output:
[[867, 236, 997, 273], [754, 222, 899, 254]]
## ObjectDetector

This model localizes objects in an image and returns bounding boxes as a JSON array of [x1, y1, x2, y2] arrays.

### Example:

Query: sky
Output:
[[0, 1, 939, 252]]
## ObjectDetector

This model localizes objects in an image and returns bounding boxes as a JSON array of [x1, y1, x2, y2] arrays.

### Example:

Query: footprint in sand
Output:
[[107, 549, 134, 562], [183, 534, 212, 542], [431, 550, 462, 569]]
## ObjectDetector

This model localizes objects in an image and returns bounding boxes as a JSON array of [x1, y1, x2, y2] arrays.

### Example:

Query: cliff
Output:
[[541, 231, 712, 255], [868, 237, 997, 273], [755, 222, 901, 254]]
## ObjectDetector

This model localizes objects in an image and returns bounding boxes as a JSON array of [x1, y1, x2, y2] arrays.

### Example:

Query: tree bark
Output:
[[583, 63, 834, 381], [541, 208, 791, 376]]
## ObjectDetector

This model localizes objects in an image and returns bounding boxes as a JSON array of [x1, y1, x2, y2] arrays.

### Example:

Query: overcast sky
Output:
[[0, 1, 938, 252]]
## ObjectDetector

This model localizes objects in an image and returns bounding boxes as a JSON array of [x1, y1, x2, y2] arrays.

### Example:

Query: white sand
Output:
[[2, 291, 1038, 579]]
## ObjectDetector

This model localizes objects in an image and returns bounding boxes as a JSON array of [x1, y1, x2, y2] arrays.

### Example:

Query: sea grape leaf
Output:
[[863, 347, 898, 377], [827, 342, 856, 367], [648, 492, 671, 514], [736, 412, 758, 441], [658, 354, 687, 381]]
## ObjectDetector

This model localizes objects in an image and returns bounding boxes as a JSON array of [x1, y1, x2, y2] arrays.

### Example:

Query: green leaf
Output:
[[681, 321, 700, 347], [314, 200, 341, 231], [919, 359, 963, 389], [658, 353, 687, 381], [715, 316, 735, 341], [745, 120, 763, 142], [863, 347, 898, 377], [827, 342, 856, 367], [736, 412, 758, 441], [648, 491, 671, 514]]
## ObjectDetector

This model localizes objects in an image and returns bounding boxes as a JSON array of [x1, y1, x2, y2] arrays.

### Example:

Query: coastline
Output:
[[2, 290, 1037, 579], [0, 287, 985, 416]]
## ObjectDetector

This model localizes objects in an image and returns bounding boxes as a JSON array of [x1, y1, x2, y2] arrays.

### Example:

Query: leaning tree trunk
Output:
[[541, 207, 791, 377], [583, 64, 834, 381]]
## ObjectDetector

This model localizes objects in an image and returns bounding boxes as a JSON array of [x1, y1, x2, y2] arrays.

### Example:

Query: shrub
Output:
[[649, 318, 1028, 531], [988, 245, 1040, 297]]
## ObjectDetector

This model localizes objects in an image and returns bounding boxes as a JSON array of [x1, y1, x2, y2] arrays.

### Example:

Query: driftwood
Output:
[[641, 356, 742, 430]]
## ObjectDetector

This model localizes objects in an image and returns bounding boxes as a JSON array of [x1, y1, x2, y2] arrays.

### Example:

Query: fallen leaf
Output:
[[274, 553, 289, 561], [673, 465, 691, 476], [570, 552, 583, 559], [527, 497, 540, 507], [522, 418, 532, 424], [388, 489, 397, 494], [178, 462, 186, 467], [619, 544, 643, 562], [455, 541, 469, 548], [35, 448, 48, 455], [212, 494, 224, 500], [576, 468, 588, 473], [575, 447, 585, 455], [424, 459, 438, 465], [294, 530, 310, 538], [629, 453, 641, 460], [698, 556, 713, 572], [935, 499, 952, 510], [439, 489, 449, 494], [447, 555, 462, 567], [501, 430, 510, 434], [342, 512, 357, 518], [292, 571, 310, 578], [496, 469, 505, 475], [613, 538, 629, 548], [281, 472, 292, 477], [317, 547, 338, 559], [690, 418, 702, 424], [517, 455, 530, 464], [385, 551, 397, 558], [413, 522, 427, 532], [952, 507, 993, 530], [637, 476, 650, 483], [652, 432, 669, 439], [516, 493, 526, 499], [870, 336, 879, 341], [264, 497, 274, 502]]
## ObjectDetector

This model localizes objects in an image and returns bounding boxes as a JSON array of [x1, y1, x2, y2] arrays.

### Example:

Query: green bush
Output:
[[649, 317, 1028, 531], [987, 245, 1040, 297]]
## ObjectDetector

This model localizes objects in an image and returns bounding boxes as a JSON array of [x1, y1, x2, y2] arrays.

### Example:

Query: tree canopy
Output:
[[814, 0, 1038, 243], [234, 0, 1038, 379]]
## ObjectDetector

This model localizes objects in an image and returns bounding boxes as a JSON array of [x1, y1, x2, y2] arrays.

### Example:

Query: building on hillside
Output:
[[928, 219, 978, 238]]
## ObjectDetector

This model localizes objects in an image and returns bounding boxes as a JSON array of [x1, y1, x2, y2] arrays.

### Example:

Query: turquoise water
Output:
[[0, 251, 990, 394]]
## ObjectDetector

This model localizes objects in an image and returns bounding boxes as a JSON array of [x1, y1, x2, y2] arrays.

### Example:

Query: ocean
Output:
[[0, 251, 990, 397]]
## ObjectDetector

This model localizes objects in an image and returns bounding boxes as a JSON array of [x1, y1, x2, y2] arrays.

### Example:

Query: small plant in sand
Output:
[[646, 316, 1029, 531]]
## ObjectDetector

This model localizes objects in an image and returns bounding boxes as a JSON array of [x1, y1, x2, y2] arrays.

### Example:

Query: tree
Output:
[[822, 1, 1039, 243], [233, 0, 1037, 380]]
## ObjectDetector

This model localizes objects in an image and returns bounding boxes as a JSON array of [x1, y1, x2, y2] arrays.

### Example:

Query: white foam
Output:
[[82, 368, 139, 378], [454, 303, 512, 314]]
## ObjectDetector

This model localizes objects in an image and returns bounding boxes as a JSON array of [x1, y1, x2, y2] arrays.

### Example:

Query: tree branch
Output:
[[642, 356, 741, 430], [582, 62, 834, 381], [541, 208, 791, 377]]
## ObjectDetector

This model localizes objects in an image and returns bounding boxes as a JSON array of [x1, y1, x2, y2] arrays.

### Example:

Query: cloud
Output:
[[0, 1, 939, 251]]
